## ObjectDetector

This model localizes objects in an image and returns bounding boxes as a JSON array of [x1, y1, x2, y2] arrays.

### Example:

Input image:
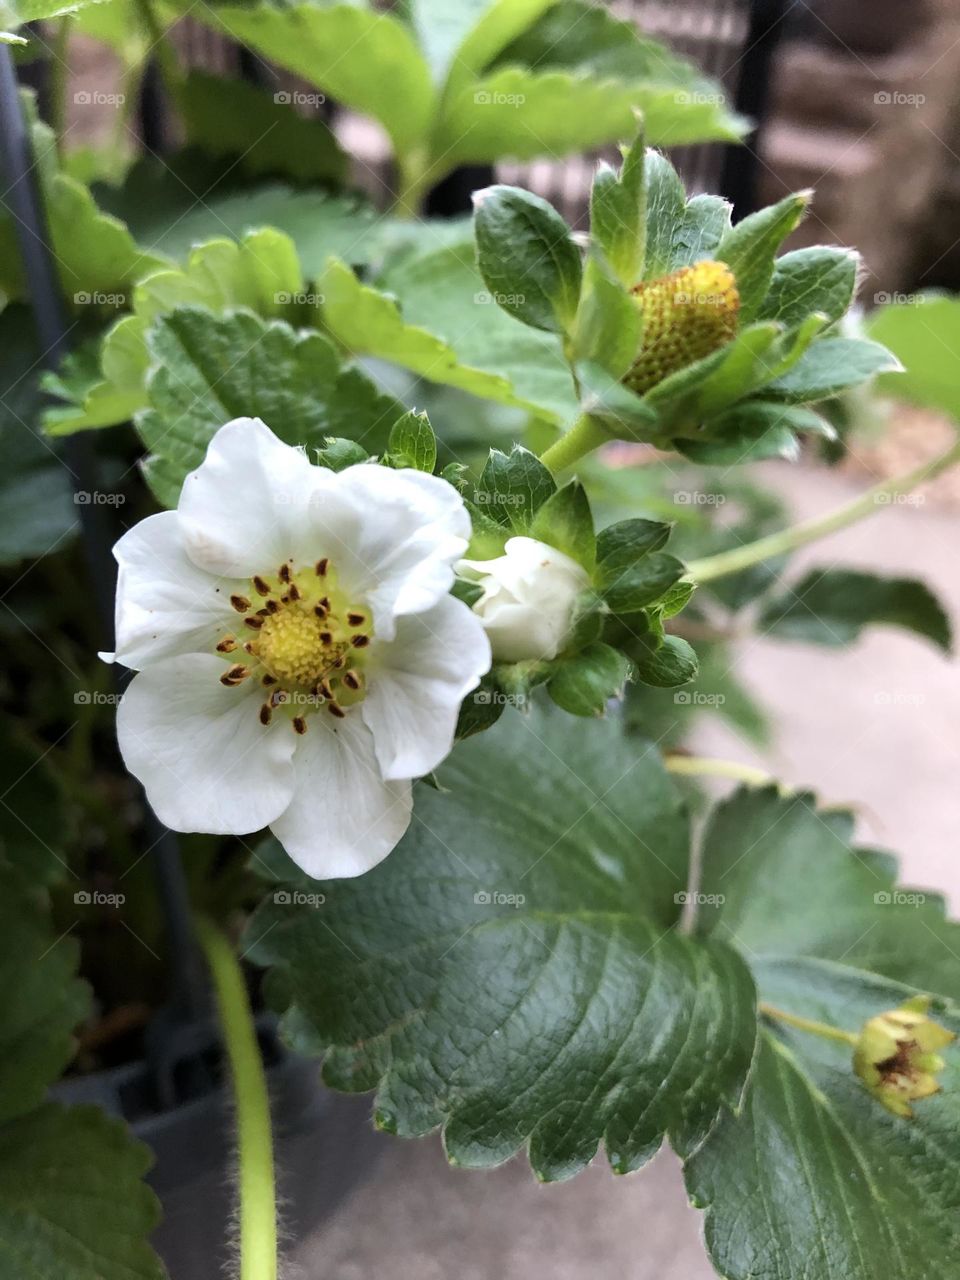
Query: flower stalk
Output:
[[195, 917, 277, 1280], [540, 413, 611, 474], [759, 1002, 858, 1047], [663, 754, 779, 789], [687, 435, 960, 584]]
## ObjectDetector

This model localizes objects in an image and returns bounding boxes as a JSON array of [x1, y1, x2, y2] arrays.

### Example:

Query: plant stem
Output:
[[133, 0, 183, 112], [687, 435, 960, 584], [540, 413, 610, 474], [663, 754, 776, 789], [760, 1001, 858, 1046], [195, 917, 277, 1280], [391, 150, 431, 218], [50, 15, 73, 152]]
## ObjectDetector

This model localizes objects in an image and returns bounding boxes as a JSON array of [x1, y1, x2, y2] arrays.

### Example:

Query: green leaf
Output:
[[246, 708, 755, 1180], [406, 0, 554, 88], [758, 246, 859, 329], [597, 517, 672, 566], [589, 130, 645, 286], [759, 568, 952, 651], [0, 0, 111, 42], [715, 191, 811, 323], [677, 402, 834, 465], [180, 70, 347, 186], [528, 480, 596, 571], [0, 1103, 163, 1279], [867, 293, 960, 422], [642, 149, 687, 279], [599, 551, 686, 614], [388, 410, 437, 473], [631, 633, 698, 688], [687, 784, 960, 1280], [548, 642, 632, 715], [765, 336, 904, 402], [138, 307, 401, 506], [376, 240, 578, 425], [474, 185, 582, 334], [212, 3, 434, 157], [474, 445, 556, 532]]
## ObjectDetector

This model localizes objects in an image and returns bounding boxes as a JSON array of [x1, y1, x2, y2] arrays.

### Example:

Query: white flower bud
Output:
[[459, 536, 590, 663]]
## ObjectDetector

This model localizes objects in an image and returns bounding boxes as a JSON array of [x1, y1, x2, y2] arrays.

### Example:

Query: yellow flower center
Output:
[[214, 558, 373, 733], [624, 259, 740, 395]]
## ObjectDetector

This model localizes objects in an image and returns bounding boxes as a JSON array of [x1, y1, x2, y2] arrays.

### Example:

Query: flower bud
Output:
[[853, 995, 954, 1117], [459, 536, 591, 663], [624, 259, 740, 395]]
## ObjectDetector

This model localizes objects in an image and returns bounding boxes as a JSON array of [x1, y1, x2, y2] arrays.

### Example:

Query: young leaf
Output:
[[867, 293, 960, 422], [473, 185, 583, 334], [388, 410, 437, 474], [759, 568, 952, 651], [548, 642, 632, 715], [758, 246, 859, 329], [631, 634, 698, 688], [245, 708, 756, 1181], [765, 336, 902, 402], [529, 480, 596, 571], [474, 445, 556, 532], [715, 191, 811, 323]]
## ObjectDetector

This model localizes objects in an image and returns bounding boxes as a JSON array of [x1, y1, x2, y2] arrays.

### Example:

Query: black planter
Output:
[[54, 1031, 383, 1278]]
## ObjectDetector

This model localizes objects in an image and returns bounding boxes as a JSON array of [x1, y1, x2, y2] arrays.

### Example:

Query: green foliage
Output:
[[867, 293, 960, 422], [387, 410, 438, 473]]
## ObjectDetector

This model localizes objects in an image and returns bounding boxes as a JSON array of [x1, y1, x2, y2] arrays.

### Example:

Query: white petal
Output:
[[361, 595, 491, 780], [177, 417, 326, 576], [117, 654, 296, 834], [106, 511, 239, 669], [270, 713, 412, 879], [313, 466, 470, 639]]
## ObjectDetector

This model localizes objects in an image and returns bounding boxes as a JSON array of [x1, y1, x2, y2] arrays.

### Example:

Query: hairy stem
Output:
[[760, 1001, 858, 1046], [540, 413, 610, 473], [663, 754, 777, 789], [195, 917, 277, 1280], [49, 16, 73, 151], [687, 436, 960, 584], [133, 0, 183, 111]]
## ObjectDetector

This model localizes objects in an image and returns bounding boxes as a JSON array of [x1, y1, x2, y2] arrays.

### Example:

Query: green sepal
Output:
[[528, 480, 596, 572], [474, 444, 557, 532], [589, 125, 646, 286], [715, 190, 811, 323], [315, 437, 370, 471], [547, 641, 633, 716], [386, 409, 437, 473]]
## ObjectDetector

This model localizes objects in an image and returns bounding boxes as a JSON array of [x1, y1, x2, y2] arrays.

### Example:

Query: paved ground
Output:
[[293, 459, 960, 1280]]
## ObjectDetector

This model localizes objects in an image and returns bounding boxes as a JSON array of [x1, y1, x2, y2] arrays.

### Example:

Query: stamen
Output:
[[292, 716, 307, 735], [347, 612, 365, 627], [265, 599, 280, 614], [244, 616, 264, 630], [270, 689, 288, 708], [287, 583, 301, 602], [252, 575, 271, 597], [230, 594, 251, 613], [318, 597, 331, 612], [219, 664, 250, 686], [315, 558, 328, 577], [343, 670, 362, 691], [350, 634, 370, 648], [278, 563, 291, 584], [262, 674, 278, 686], [319, 630, 333, 646], [327, 700, 346, 719], [314, 603, 328, 620], [318, 678, 334, 700], [216, 636, 237, 653], [259, 703, 272, 725]]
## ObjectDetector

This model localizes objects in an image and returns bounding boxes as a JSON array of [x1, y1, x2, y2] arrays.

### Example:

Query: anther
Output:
[[216, 636, 237, 653], [347, 612, 365, 627], [270, 689, 288, 708], [262, 674, 278, 686], [252, 575, 271, 597], [219, 664, 250, 686], [319, 678, 334, 700], [314, 603, 328, 620], [327, 701, 346, 719], [230, 595, 251, 613], [319, 630, 333, 646], [350, 634, 370, 648], [318, 596, 331, 612], [278, 563, 291, 583], [293, 716, 307, 735], [315, 558, 328, 577], [259, 703, 272, 726], [343, 670, 362, 691], [244, 616, 264, 630], [287, 583, 301, 602]]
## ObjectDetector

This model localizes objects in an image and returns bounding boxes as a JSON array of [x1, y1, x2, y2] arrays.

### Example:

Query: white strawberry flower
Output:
[[459, 536, 591, 663], [105, 417, 491, 879]]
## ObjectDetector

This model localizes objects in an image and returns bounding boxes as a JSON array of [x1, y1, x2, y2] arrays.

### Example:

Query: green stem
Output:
[[663, 754, 777, 789], [195, 917, 277, 1280], [133, 0, 183, 112], [760, 1001, 858, 1046], [539, 413, 610, 474], [50, 15, 73, 152], [687, 436, 960, 584], [391, 150, 432, 219]]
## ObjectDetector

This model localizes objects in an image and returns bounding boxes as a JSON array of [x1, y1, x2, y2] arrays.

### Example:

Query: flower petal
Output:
[[105, 511, 239, 669], [117, 654, 297, 834], [177, 417, 325, 576], [311, 466, 470, 639], [270, 713, 412, 879], [361, 594, 491, 780]]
